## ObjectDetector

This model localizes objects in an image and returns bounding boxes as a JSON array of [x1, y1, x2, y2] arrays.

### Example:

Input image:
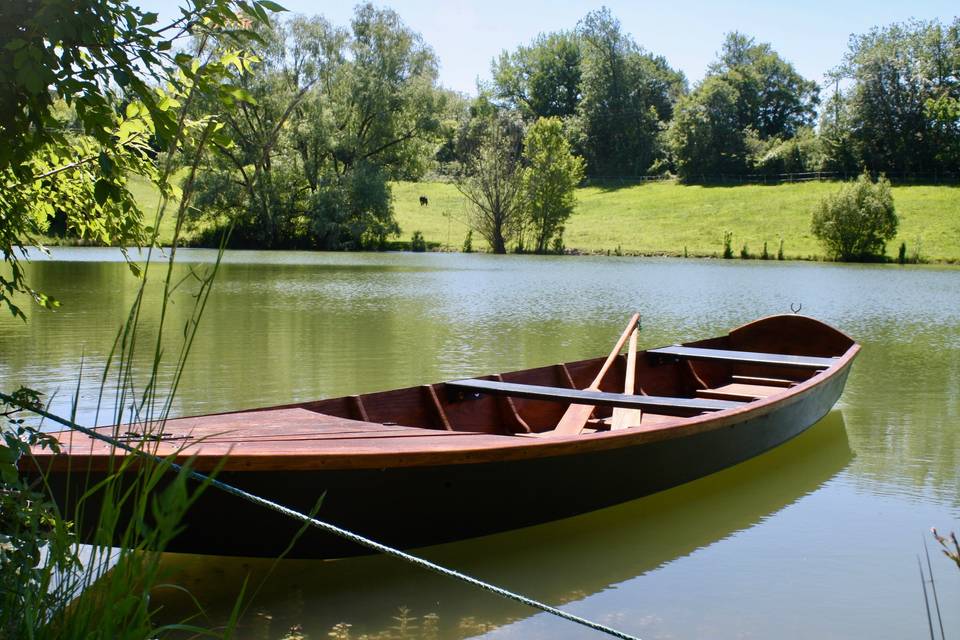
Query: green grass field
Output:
[[106, 176, 960, 262], [394, 180, 960, 262]]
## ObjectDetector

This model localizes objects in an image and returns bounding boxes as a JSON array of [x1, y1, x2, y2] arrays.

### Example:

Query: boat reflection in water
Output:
[[152, 410, 852, 639]]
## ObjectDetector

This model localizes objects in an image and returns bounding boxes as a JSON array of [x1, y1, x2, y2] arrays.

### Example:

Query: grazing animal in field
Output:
[[419, 196, 429, 206]]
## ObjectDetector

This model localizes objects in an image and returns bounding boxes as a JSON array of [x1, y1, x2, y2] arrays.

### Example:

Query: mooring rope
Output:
[[3, 393, 642, 640]]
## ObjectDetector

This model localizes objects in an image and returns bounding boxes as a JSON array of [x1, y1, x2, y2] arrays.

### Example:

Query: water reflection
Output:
[[4, 250, 960, 638], [151, 412, 852, 639]]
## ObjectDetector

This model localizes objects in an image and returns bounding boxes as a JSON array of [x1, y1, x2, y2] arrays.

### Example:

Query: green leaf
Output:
[[112, 68, 130, 87], [94, 179, 111, 205], [98, 152, 115, 176], [257, 0, 288, 12], [225, 86, 257, 105]]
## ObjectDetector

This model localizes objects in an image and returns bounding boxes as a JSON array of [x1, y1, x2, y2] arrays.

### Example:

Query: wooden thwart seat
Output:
[[446, 379, 744, 413], [647, 345, 838, 369], [696, 382, 785, 401]]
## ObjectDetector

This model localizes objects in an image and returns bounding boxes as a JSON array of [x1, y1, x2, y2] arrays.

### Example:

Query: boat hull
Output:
[[47, 361, 851, 558]]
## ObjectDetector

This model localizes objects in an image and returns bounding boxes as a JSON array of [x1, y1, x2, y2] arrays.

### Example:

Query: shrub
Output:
[[462, 229, 473, 253], [811, 173, 898, 261], [777, 238, 785, 260], [740, 243, 751, 259], [722, 230, 734, 259], [760, 241, 770, 260], [410, 230, 426, 252]]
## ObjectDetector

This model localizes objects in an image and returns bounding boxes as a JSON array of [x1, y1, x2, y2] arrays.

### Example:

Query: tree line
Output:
[[483, 10, 959, 182], [4, 2, 958, 260], [182, 6, 958, 252]]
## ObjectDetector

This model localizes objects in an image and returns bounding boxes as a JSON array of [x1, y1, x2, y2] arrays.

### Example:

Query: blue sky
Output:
[[142, 0, 957, 93]]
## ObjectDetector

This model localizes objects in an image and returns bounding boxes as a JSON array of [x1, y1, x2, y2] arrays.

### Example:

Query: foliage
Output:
[[520, 117, 585, 253], [830, 18, 960, 174], [455, 116, 525, 254], [573, 8, 685, 177], [191, 6, 445, 249], [753, 127, 826, 174], [708, 32, 819, 139], [0, 0, 266, 319], [667, 76, 747, 181], [462, 229, 473, 253], [722, 230, 734, 259], [0, 1, 278, 637], [410, 230, 426, 251], [0, 388, 76, 640], [811, 173, 898, 260], [668, 33, 819, 181], [491, 31, 582, 120]]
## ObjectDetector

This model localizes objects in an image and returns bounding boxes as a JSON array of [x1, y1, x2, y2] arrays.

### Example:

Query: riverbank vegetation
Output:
[[393, 180, 959, 262], [31, 6, 957, 261], [1, 0, 283, 637]]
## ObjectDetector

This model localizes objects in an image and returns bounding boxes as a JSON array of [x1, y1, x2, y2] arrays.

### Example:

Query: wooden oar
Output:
[[610, 327, 642, 429], [552, 313, 640, 435]]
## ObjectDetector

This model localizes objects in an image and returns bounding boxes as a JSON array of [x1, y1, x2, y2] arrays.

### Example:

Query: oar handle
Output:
[[587, 313, 640, 390]]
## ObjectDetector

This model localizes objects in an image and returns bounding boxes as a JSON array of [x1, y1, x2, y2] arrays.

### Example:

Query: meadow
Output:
[[114, 176, 960, 262], [393, 180, 960, 262]]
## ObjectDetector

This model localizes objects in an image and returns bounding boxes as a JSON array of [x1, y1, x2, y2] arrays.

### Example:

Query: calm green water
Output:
[[2, 248, 959, 639]]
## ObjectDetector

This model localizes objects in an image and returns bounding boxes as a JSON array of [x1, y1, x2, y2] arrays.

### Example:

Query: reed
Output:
[[722, 231, 734, 259], [1, 40, 241, 637]]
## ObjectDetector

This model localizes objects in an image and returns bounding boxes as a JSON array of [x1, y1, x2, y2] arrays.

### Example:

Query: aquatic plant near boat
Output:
[[932, 528, 960, 570]]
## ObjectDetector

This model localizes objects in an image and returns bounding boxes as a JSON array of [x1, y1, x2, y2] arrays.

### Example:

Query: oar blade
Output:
[[610, 408, 643, 430], [553, 403, 597, 435]]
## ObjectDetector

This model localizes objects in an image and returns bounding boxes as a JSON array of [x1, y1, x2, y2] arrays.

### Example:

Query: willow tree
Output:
[[192, 5, 446, 249]]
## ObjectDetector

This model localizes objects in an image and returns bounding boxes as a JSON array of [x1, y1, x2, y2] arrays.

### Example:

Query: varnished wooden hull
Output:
[[33, 315, 859, 558]]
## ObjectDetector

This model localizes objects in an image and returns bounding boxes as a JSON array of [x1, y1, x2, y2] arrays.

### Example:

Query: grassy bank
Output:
[[394, 180, 960, 262], [91, 177, 960, 262]]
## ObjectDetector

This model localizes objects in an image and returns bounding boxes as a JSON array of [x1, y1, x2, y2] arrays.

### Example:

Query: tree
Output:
[[0, 0, 267, 319], [811, 173, 898, 261], [830, 19, 960, 174], [521, 117, 585, 253], [666, 76, 747, 181], [192, 6, 446, 249], [574, 8, 685, 177], [708, 32, 819, 139], [456, 117, 525, 254], [491, 31, 582, 119]]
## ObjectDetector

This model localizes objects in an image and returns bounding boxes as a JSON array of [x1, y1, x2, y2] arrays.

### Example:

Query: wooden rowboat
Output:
[[33, 314, 859, 559]]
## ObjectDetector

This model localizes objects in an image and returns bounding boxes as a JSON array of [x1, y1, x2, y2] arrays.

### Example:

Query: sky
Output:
[[141, 0, 958, 94]]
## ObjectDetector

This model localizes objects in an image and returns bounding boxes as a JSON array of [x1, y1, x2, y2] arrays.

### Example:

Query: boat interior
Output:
[[288, 314, 854, 437], [33, 315, 857, 471]]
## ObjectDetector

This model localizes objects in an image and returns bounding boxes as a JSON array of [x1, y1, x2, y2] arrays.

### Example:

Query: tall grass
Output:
[[1, 40, 240, 638]]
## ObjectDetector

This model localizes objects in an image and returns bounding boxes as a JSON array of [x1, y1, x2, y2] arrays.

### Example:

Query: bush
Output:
[[410, 230, 426, 252], [811, 173, 897, 261], [722, 230, 734, 259], [462, 229, 473, 253]]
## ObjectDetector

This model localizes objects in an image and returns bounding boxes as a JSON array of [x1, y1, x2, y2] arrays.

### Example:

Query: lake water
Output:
[[2, 248, 958, 639]]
